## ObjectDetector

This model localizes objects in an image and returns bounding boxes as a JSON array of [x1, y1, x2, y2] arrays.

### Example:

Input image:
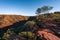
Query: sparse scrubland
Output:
[[0, 6, 60, 40], [0, 12, 60, 40]]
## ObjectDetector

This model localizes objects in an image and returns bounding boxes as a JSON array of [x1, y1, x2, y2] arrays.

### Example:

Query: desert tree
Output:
[[36, 6, 53, 15], [41, 6, 53, 13], [36, 6, 53, 19]]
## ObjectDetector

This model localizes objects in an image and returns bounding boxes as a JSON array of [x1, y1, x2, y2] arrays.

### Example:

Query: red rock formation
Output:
[[0, 15, 29, 28], [37, 29, 60, 40]]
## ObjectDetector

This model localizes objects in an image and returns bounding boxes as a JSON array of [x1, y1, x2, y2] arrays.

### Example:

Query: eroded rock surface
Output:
[[0, 15, 29, 28], [37, 29, 60, 40]]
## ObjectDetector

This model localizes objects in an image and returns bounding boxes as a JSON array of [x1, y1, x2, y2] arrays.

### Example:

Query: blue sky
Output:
[[0, 0, 60, 16]]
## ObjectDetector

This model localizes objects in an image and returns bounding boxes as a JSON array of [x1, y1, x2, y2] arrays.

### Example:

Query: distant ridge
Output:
[[0, 15, 29, 28]]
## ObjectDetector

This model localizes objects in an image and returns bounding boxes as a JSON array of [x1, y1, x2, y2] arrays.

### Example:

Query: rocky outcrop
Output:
[[0, 15, 29, 28], [37, 29, 60, 40]]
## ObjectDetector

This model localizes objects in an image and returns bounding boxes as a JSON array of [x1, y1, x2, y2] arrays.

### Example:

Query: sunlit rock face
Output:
[[0, 15, 5, 25], [37, 29, 60, 40], [0, 15, 29, 28]]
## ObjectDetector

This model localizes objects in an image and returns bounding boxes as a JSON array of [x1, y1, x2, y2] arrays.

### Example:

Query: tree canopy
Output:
[[36, 6, 53, 15]]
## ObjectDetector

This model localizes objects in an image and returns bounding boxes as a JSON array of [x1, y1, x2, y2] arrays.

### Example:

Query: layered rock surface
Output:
[[0, 15, 29, 28]]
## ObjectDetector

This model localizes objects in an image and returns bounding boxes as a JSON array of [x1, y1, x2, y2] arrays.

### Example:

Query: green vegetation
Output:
[[19, 32, 36, 40]]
